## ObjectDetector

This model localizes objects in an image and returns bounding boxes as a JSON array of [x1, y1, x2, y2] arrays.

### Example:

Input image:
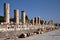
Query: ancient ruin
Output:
[[4, 3, 10, 24]]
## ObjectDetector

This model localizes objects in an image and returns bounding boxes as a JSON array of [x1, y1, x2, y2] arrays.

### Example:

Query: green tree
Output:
[[40, 20, 44, 25], [25, 15, 30, 23], [0, 16, 4, 22], [25, 15, 29, 21]]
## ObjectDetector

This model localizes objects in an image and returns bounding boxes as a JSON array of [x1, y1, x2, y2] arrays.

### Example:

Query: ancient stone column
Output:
[[4, 3, 10, 24], [36, 17, 38, 24], [14, 9, 19, 24], [37, 16, 40, 24], [32, 18, 34, 25], [21, 11, 26, 24]]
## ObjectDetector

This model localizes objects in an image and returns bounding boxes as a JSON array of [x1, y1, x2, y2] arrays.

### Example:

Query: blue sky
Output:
[[0, 0, 60, 23]]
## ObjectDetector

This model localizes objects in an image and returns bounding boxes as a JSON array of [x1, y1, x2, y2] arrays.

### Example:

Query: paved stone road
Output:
[[0, 29, 60, 40], [19, 29, 60, 40]]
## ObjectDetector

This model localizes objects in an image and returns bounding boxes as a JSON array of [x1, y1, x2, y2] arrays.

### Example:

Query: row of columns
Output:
[[32, 16, 41, 25], [4, 3, 41, 25], [4, 3, 26, 24]]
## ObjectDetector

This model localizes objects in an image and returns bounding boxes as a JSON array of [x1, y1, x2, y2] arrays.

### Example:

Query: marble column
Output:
[[36, 17, 38, 24], [4, 3, 10, 24], [14, 9, 19, 24], [21, 11, 26, 24], [32, 18, 34, 25], [38, 16, 40, 24]]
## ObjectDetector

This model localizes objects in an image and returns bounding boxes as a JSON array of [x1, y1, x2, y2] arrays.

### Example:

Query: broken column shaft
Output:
[[35, 17, 38, 24], [14, 9, 19, 24], [32, 18, 34, 25], [21, 11, 26, 24], [37, 16, 40, 24], [4, 3, 10, 24]]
